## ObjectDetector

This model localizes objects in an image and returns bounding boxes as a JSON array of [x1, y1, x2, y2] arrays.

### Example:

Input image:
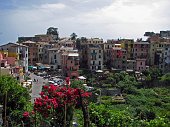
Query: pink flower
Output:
[[44, 95, 48, 100], [39, 92, 44, 96], [31, 111, 35, 114], [23, 112, 30, 117], [82, 92, 92, 97], [47, 105, 52, 109], [65, 77, 70, 86], [43, 85, 48, 89]]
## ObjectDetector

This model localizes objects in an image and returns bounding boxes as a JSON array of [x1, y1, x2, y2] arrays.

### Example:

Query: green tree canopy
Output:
[[0, 75, 31, 125]]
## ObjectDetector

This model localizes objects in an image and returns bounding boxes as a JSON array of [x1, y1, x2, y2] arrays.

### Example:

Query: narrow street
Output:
[[29, 73, 48, 103]]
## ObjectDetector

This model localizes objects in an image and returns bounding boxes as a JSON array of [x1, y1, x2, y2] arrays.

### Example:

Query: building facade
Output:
[[62, 51, 79, 78], [87, 44, 103, 70], [110, 48, 127, 70], [22, 41, 38, 65], [0, 43, 28, 72]]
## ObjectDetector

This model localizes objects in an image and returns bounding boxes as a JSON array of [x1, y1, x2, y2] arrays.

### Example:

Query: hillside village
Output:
[[0, 27, 170, 81], [0, 28, 170, 126]]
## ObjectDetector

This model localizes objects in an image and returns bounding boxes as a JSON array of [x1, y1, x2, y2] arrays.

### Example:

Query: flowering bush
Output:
[[23, 84, 91, 126]]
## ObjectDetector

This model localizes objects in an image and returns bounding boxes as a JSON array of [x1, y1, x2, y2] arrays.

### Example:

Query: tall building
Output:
[[87, 44, 103, 70], [110, 47, 127, 70], [48, 48, 61, 70], [22, 41, 38, 65], [164, 43, 170, 72], [42, 43, 54, 64], [104, 39, 119, 67], [120, 39, 134, 59], [62, 49, 79, 78]]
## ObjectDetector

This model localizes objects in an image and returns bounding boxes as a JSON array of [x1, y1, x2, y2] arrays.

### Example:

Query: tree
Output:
[[71, 80, 86, 90], [160, 73, 170, 86], [116, 75, 138, 94], [0, 75, 31, 126], [70, 33, 77, 40], [47, 27, 59, 40]]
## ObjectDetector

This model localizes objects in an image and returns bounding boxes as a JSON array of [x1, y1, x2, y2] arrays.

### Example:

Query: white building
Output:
[[87, 44, 103, 70], [42, 44, 54, 64], [0, 43, 29, 72], [163, 42, 170, 72], [48, 48, 61, 70]]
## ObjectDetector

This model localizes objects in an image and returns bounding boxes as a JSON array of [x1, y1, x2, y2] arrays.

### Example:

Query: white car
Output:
[[48, 81, 55, 84]]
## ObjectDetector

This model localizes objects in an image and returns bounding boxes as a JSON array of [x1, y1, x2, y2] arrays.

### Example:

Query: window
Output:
[[92, 66, 94, 70], [99, 50, 101, 53], [140, 62, 142, 65], [54, 55, 56, 59], [71, 61, 72, 63], [93, 61, 95, 65], [93, 50, 95, 53], [99, 61, 101, 65], [99, 55, 101, 58]]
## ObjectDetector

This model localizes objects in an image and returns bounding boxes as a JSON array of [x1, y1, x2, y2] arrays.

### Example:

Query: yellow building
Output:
[[120, 39, 134, 59]]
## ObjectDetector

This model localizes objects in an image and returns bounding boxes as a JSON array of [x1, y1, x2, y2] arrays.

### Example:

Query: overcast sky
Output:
[[0, 0, 170, 44]]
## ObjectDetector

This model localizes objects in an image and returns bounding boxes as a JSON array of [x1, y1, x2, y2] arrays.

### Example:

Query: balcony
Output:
[[91, 52, 97, 55], [68, 57, 79, 61]]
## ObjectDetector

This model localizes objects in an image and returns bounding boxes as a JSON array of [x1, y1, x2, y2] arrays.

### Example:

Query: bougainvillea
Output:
[[23, 84, 91, 126]]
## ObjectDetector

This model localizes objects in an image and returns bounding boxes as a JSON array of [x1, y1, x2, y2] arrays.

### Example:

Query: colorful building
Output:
[[62, 51, 79, 78], [87, 44, 103, 70], [48, 48, 61, 70], [110, 47, 127, 70], [22, 41, 38, 66], [136, 58, 147, 72], [0, 42, 28, 72], [120, 39, 134, 59]]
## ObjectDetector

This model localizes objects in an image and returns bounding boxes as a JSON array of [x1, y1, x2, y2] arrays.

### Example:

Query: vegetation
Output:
[[84, 69, 170, 127], [0, 75, 31, 126], [1, 68, 170, 127]]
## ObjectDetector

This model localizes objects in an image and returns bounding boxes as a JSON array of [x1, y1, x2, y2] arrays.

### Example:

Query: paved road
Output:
[[29, 73, 48, 103]]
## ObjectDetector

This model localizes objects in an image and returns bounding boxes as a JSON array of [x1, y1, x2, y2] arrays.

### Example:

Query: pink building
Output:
[[5, 57, 16, 66], [133, 41, 149, 65], [110, 48, 127, 70], [0, 52, 8, 67], [62, 52, 79, 78], [136, 59, 146, 72]]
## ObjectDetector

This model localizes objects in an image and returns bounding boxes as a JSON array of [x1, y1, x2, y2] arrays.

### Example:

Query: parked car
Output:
[[48, 81, 55, 84]]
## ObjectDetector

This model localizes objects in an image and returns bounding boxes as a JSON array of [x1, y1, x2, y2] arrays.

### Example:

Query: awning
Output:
[[28, 66, 37, 69], [96, 70, 103, 73], [78, 76, 86, 80]]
